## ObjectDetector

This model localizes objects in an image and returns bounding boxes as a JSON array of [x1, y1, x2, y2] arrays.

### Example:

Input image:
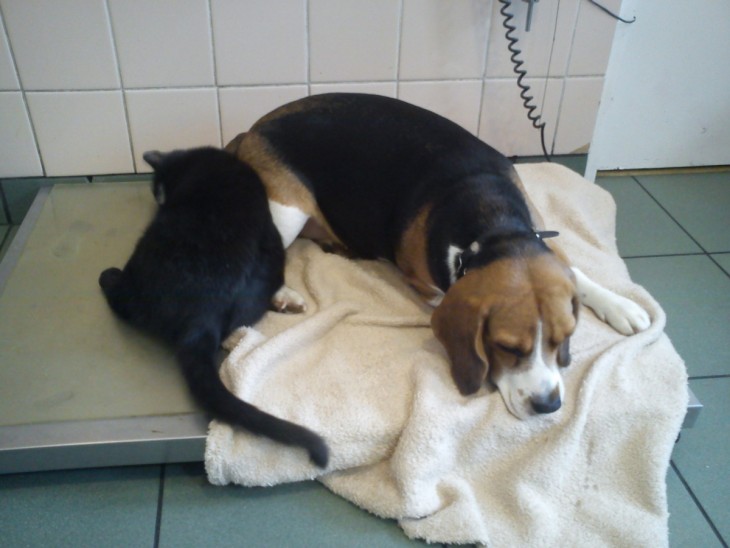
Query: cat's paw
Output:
[[271, 286, 307, 314]]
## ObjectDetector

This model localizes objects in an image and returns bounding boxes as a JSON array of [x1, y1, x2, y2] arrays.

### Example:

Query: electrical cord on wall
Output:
[[498, 0, 552, 161], [498, 0, 635, 162], [587, 0, 636, 24]]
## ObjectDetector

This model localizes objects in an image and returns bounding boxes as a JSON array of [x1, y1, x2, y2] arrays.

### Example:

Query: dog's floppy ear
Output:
[[557, 295, 580, 367], [431, 293, 490, 396], [557, 337, 571, 367]]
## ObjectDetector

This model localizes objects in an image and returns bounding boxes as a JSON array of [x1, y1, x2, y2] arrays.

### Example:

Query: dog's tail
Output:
[[176, 328, 329, 468]]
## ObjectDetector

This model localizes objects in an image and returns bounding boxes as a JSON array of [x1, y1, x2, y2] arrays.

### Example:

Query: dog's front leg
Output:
[[269, 200, 310, 249], [572, 267, 651, 335]]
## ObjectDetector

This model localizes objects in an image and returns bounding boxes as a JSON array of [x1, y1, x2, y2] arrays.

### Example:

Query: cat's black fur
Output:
[[98, 147, 328, 467]]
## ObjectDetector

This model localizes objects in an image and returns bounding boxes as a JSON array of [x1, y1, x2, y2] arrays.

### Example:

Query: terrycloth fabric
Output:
[[205, 163, 688, 547]]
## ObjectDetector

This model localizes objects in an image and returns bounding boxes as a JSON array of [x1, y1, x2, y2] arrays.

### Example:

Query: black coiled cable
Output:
[[497, 0, 551, 161]]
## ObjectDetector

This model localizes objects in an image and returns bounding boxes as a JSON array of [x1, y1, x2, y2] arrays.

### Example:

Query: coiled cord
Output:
[[497, 0, 551, 161]]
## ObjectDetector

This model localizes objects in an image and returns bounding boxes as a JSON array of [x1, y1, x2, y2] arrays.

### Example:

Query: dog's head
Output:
[[431, 254, 578, 420]]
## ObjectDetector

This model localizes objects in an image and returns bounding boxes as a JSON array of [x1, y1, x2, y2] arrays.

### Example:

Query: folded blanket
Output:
[[205, 163, 688, 547]]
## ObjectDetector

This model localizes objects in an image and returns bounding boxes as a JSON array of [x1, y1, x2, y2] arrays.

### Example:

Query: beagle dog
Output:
[[225, 93, 650, 420]]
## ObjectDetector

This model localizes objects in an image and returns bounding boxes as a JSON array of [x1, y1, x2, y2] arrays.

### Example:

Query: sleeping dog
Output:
[[225, 93, 650, 420]]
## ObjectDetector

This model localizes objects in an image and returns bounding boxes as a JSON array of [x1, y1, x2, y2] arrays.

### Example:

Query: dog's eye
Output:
[[496, 344, 526, 358]]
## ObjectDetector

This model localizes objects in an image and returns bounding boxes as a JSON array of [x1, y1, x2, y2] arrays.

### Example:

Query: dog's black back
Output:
[[252, 93, 523, 263], [98, 147, 327, 467]]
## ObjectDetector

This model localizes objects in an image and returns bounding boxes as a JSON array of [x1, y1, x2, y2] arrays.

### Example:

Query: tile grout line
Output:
[[630, 176, 708, 252], [0, 182, 12, 226], [394, 0, 405, 99], [0, 1, 46, 178], [207, 0, 224, 149], [476, 0, 493, 138], [305, 0, 311, 96], [622, 251, 709, 260], [544, 0, 565, 156], [153, 464, 166, 548], [670, 461, 728, 547], [103, 0, 137, 174], [631, 175, 730, 281], [629, 176, 730, 281], [688, 374, 730, 381], [8, 75, 607, 94]]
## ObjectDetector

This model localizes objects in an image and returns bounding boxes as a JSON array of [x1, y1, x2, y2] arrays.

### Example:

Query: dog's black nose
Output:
[[531, 390, 562, 414]]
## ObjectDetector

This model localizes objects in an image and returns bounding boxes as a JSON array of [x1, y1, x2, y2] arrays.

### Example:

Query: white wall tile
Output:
[[568, 0, 620, 75], [0, 92, 42, 177], [309, 0, 399, 82], [108, 0, 214, 88], [398, 80, 483, 135], [218, 85, 308, 145], [26, 91, 132, 176], [553, 77, 603, 153], [126, 88, 221, 171], [0, 15, 19, 90], [310, 82, 397, 98], [479, 78, 563, 157], [485, 0, 579, 78], [212, 0, 306, 85], [1, 0, 119, 90], [399, 0, 490, 80], [0, 0, 613, 178]]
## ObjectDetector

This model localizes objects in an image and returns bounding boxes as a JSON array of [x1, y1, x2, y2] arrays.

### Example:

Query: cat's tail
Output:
[[176, 328, 329, 468]]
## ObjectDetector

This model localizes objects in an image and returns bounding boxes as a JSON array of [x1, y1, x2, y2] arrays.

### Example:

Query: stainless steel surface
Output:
[[0, 183, 204, 474]]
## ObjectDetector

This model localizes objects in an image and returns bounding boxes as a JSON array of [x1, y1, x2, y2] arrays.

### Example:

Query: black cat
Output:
[[98, 147, 328, 467]]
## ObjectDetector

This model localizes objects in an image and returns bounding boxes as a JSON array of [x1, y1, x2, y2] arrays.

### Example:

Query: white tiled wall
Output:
[[0, 0, 621, 178]]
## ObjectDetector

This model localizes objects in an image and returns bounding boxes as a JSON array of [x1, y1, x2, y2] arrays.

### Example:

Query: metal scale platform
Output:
[[0, 183, 207, 474], [0, 182, 702, 475]]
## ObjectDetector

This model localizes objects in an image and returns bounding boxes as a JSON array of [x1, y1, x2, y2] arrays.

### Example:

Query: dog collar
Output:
[[535, 230, 560, 240], [454, 229, 560, 279]]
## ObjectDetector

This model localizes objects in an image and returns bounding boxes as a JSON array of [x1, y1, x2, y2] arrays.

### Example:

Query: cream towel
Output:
[[205, 163, 688, 547]]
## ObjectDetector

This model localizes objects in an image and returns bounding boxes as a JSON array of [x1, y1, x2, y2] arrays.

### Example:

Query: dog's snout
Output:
[[531, 389, 562, 415]]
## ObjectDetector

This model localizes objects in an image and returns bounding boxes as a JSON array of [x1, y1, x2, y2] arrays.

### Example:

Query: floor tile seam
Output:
[[621, 252, 707, 260], [154, 464, 166, 548], [688, 374, 730, 381], [630, 176, 711, 254], [707, 254, 730, 280], [0, 184, 11, 224], [0, 227, 10, 250], [621, 252, 730, 280], [669, 461, 728, 547]]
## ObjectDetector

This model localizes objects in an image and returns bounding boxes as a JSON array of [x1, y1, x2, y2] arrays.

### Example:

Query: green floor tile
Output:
[[0, 225, 18, 263], [671, 378, 730, 544], [1, 177, 88, 224], [637, 172, 730, 253], [0, 465, 160, 547], [666, 465, 722, 547], [712, 253, 730, 276], [159, 463, 426, 547], [596, 176, 701, 257], [625, 255, 730, 377]]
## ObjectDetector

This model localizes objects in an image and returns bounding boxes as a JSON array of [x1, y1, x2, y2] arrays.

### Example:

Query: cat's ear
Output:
[[143, 150, 166, 170]]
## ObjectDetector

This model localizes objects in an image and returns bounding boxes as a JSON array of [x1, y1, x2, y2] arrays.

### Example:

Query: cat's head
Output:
[[143, 149, 183, 205], [144, 147, 244, 206]]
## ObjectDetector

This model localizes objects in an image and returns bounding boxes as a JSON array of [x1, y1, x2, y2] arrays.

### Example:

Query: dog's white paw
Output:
[[593, 294, 651, 335], [572, 267, 651, 335], [272, 285, 307, 314]]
